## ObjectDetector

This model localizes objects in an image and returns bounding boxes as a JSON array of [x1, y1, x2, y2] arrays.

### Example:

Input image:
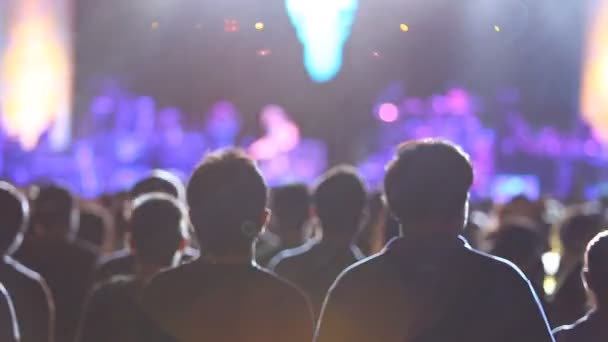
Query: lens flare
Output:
[[581, 0, 608, 144], [0, 0, 72, 150]]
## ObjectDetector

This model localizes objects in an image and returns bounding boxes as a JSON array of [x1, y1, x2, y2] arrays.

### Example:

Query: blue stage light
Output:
[[286, 0, 358, 83]]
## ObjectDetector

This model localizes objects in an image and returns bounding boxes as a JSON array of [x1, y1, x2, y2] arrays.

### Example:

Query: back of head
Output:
[[130, 170, 185, 200], [584, 231, 608, 306], [491, 223, 542, 272], [0, 182, 28, 256], [130, 193, 188, 266], [187, 149, 267, 255], [269, 183, 311, 233], [560, 212, 603, 256], [384, 139, 473, 231], [314, 166, 367, 239], [31, 184, 76, 240]]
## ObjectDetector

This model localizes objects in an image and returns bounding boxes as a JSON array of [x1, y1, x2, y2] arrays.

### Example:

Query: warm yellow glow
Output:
[[1, 0, 72, 150], [494, 25, 501, 32], [581, 0, 608, 144], [399, 23, 409, 32], [255, 22, 265, 31]]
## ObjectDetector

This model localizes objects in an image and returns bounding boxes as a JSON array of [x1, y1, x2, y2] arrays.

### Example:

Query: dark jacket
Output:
[[316, 235, 554, 342], [139, 260, 314, 342], [0, 257, 54, 342]]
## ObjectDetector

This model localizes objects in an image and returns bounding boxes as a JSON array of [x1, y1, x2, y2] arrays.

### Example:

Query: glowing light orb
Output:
[[286, 0, 358, 83], [400, 24, 409, 32], [377, 103, 399, 123], [581, 0, 608, 144], [1, 0, 72, 150], [255, 22, 265, 31], [494, 25, 501, 32]]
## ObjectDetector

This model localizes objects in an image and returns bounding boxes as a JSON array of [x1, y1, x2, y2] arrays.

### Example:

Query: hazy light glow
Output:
[[286, 0, 358, 83], [1, 0, 72, 150], [581, 0, 608, 144]]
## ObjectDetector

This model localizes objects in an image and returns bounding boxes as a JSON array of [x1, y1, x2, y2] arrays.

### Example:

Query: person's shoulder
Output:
[[2, 256, 45, 284], [330, 252, 393, 289], [141, 262, 197, 303], [552, 316, 589, 342], [269, 241, 317, 271], [97, 249, 131, 267], [465, 246, 529, 282]]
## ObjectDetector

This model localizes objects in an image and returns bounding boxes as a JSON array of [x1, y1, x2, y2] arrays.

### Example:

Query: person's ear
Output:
[[127, 233, 136, 254], [260, 209, 271, 228], [178, 238, 188, 252], [582, 268, 591, 292]]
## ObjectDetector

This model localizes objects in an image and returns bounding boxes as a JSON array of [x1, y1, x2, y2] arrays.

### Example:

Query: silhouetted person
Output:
[[0, 182, 54, 342], [270, 166, 366, 317], [316, 139, 554, 342], [93, 171, 197, 285], [77, 203, 113, 255], [553, 231, 608, 341], [77, 193, 189, 342], [550, 212, 603, 327], [15, 185, 97, 342], [0, 283, 19, 342], [140, 149, 314, 342], [255, 183, 312, 267], [490, 222, 547, 308]]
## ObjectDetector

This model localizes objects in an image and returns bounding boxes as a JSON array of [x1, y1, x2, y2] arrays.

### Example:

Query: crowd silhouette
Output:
[[0, 139, 606, 341]]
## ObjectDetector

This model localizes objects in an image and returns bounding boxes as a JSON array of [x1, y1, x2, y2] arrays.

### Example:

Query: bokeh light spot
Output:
[[400, 24, 409, 32], [378, 103, 399, 123]]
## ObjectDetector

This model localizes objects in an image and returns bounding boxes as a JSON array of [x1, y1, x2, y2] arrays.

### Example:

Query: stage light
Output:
[[581, 0, 608, 144], [377, 103, 399, 123], [494, 25, 501, 32], [1, 0, 72, 151], [400, 24, 409, 32], [255, 22, 265, 31], [286, 0, 358, 83]]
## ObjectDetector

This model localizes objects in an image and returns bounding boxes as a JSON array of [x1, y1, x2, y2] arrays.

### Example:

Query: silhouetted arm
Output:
[[0, 284, 19, 342], [506, 271, 555, 342], [34, 277, 55, 342], [315, 273, 364, 342]]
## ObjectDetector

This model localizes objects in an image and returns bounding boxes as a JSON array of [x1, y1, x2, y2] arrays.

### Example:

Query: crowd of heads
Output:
[[0, 139, 606, 341]]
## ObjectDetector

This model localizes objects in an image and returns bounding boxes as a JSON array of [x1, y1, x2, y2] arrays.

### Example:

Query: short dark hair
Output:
[[270, 183, 311, 231], [130, 170, 185, 200], [0, 182, 29, 255], [130, 193, 188, 265], [187, 149, 267, 253], [314, 166, 367, 237], [584, 231, 608, 304], [384, 139, 473, 224], [31, 184, 77, 237]]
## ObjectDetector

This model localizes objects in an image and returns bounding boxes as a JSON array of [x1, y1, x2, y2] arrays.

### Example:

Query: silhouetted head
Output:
[[384, 139, 473, 234], [131, 170, 185, 200], [31, 184, 78, 240], [314, 166, 367, 242], [560, 212, 603, 257], [268, 183, 311, 237], [129, 193, 188, 267], [187, 149, 268, 258], [491, 223, 542, 273], [583, 231, 608, 309], [0, 182, 29, 256]]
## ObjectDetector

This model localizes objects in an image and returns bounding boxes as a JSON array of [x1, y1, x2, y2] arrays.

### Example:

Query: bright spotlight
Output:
[[400, 24, 409, 32], [255, 22, 265, 31], [494, 25, 501, 32], [1, 0, 72, 150], [286, 0, 359, 83]]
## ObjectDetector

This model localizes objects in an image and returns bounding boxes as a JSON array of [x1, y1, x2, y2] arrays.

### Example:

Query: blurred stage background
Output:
[[1, 0, 608, 199]]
